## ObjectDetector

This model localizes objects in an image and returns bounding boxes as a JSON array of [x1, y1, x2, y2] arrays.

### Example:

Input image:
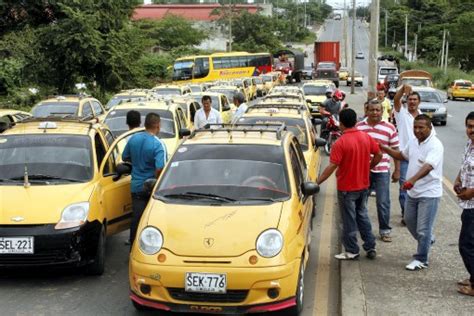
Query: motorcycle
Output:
[[321, 113, 342, 155]]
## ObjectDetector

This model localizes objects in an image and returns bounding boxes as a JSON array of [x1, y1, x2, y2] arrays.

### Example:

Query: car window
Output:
[[289, 145, 303, 196], [91, 101, 104, 116], [82, 102, 93, 117], [102, 129, 114, 146], [94, 133, 107, 170]]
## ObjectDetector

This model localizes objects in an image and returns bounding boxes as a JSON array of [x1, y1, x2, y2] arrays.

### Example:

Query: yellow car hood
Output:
[[145, 200, 283, 257], [307, 95, 326, 103], [1, 183, 95, 225]]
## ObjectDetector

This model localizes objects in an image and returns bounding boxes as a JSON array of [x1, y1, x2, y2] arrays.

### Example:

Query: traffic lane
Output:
[[349, 19, 370, 85], [436, 98, 473, 181]]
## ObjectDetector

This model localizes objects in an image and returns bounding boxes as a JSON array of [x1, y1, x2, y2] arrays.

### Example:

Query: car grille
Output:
[[167, 288, 248, 303], [0, 251, 77, 265], [420, 109, 436, 113]]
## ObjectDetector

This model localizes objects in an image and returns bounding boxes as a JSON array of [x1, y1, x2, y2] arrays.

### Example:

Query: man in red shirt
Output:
[[318, 108, 383, 260]]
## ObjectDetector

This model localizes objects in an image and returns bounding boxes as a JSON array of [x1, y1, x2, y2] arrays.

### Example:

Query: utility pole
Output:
[[444, 32, 449, 74], [404, 14, 408, 59], [368, 0, 380, 90], [384, 9, 388, 47], [343, 0, 348, 66], [304, 0, 307, 28], [440, 29, 446, 68], [413, 33, 417, 61], [350, 0, 356, 94]]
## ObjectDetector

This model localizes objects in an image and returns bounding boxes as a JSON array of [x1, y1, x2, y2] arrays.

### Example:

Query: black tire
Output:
[[286, 260, 305, 316], [86, 225, 106, 276], [440, 121, 447, 126]]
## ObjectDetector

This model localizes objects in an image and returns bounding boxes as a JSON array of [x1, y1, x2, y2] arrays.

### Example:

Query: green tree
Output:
[[450, 11, 474, 71]]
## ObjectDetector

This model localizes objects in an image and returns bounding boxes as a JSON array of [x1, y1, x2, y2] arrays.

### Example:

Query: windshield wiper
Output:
[[9, 174, 82, 182], [160, 192, 236, 203]]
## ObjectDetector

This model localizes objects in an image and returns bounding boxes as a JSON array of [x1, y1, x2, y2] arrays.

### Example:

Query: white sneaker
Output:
[[405, 260, 428, 271], [335, 252, 360, 260]]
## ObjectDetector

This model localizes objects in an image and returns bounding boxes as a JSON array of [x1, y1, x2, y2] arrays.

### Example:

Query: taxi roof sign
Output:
[[38, 122, 58, 129]]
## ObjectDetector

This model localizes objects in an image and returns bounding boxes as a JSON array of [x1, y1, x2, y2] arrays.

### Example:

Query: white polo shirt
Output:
[[194, 108, 223, 129], [231, 103, 248, 124], [402, 131, 443, 198], [393, 106, 421, 151]]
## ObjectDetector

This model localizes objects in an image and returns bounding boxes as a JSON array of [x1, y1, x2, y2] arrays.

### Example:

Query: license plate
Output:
[[185, 272, 227, 293], [0, 237, 34, 254]]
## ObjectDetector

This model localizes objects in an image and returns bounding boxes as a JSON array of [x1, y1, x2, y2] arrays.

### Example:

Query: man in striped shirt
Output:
[[357, 100, 400, 242]]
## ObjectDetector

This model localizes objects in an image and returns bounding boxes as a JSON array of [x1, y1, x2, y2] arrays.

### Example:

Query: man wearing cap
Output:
[[231, 92, 248, 124]]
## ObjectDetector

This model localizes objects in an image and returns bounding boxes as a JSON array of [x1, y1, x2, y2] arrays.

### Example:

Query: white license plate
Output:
[[0, 237, 34, 254], [185, 272, 227, 293]]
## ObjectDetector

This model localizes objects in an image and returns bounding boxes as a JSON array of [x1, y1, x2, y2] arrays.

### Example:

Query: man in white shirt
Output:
[[194, 95, 223, 129], [231, 92, 248, 124], [393, 84, 422, 223], [381, 114, 443, 271]]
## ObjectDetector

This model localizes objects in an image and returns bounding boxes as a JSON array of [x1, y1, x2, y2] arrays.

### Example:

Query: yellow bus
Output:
[[172, 52, 273, 83]]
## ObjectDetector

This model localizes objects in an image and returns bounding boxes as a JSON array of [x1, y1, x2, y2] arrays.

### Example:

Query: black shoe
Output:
[[367, 249, 377, 259]]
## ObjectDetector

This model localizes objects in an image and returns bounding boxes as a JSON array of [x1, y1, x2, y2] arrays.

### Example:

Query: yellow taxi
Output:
[[447, 79, 474, 101], [168, 96, 202, 127], [302, 80, 336, 118], [152, 84, 192, 97], [188, 92, 234, 123], [106, 89, 152, 109], [240, 104, 324, 184], [262, 92, 312, 114], [103, 100, 192, 156], [0, 117, 136, 274], [0, 109, 31, 133], [31, 95, 107, 122], [261, 73, 279, 91], [232, 78, 255, 101], [338, 67, 349, 80], [251, 76, 268, 97], [129, 123, 320, 315]]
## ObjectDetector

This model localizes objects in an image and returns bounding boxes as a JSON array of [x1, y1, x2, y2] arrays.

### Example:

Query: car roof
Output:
[[39, 95, 95, 103], [108, 100, 182, 112], [244, 106, 306, 119], [3, 118, 102, 136], [184, 124, 290, 146], [190, 92, 224, 97]]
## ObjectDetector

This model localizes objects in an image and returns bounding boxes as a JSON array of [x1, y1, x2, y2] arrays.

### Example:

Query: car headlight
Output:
[[436, 107, 447, 114], [139, 226, 163, 255], [55, 202, 89, 230], [256, 229, 283, 258]]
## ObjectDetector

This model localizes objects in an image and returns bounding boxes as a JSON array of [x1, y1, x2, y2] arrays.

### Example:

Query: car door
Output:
[[97, 130, 138, 235], [288, 143, 311, 242]]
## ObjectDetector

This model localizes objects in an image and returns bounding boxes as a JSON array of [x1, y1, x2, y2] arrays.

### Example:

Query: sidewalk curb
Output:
[[340, 260, 367, 316]]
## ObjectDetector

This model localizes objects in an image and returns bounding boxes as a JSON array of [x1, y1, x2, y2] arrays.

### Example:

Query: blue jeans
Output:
[[399, 160, 409, 216], [337, 189, 376, 254], [370, 172, 391, 236], [404, 196, 440, 263]]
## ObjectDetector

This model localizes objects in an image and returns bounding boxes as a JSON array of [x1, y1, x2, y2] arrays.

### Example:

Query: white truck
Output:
[[377, 55, 399, 82]]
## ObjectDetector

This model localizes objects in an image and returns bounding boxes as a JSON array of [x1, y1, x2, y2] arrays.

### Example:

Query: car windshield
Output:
[[172, 60, 193, 81], [31, 102, 79, 117], [154, 88, 182, 96], [456, 81, 472, 88], [189, 94, 219, 110], [380, 68, 398, 75], [418, 91, 442, 103], [189, 86, 202, 93], [303, 85, 327, 95], [154, 144, 290, 204], [254, 77, 263, 84], [0, 134, 92, 184], [238, 116, 308, 151], [208, 89, 236, 102], [104, 109, 175, 138], [402, 78, 431, 87], [107, 95, 147, 107]]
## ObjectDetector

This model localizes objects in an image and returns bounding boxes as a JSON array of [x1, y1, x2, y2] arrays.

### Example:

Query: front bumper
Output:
[[129, 257, 300, 314], [0, 221, 101, 268]]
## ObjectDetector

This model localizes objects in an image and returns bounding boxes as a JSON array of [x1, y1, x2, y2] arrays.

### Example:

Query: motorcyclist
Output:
[[319, 89, 344, 135], [325, 88, 333, 100]]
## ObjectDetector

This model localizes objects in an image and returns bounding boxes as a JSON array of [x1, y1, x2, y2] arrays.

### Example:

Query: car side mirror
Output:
[[179, 128, 191, 138], [143, 178, 157, 195], [315, 137, 327, 147], [301, 182, 320, 196], [113, 162, 132, 181], [443, 99, 448, 103], [306, 99, 312, 103], [311, 118, 322, 125]]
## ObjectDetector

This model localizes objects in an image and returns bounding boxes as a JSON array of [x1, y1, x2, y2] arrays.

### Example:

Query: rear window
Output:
[[455, 81, 472, 87], [31, 102, 79, 117], [104, 109, 175, 138]]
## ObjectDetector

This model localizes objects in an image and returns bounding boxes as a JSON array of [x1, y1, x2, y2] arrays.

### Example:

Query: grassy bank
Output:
[[380, 49, 474, 90]]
